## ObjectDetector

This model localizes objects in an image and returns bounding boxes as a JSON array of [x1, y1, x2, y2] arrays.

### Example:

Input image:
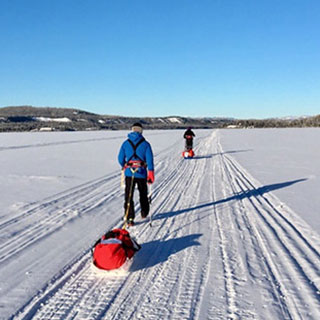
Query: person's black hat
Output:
[[132, 122, 143, 133]]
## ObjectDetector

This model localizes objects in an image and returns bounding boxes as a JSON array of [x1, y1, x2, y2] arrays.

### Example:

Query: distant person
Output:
[[183, 127, 195, 150], [118, 123, 154, 227]]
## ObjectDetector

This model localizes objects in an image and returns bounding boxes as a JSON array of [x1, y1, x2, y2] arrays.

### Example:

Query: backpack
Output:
[[93, 228, 141, 270]]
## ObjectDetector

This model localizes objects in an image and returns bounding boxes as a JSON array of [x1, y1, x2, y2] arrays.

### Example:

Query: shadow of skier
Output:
[[130, 234, 202, 271], [154, 178, 307, 221], [193, 149, 253, 160]]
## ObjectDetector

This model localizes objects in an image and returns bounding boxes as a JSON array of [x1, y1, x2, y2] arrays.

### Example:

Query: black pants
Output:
[[185, 138, 193, 150], [124, 176, 149, 221]]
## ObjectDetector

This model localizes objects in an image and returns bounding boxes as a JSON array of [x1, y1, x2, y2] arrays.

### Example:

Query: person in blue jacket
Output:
[[118, 123, 154, 226]]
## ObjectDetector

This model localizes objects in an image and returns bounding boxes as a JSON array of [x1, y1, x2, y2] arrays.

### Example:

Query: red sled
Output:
[[182, 149, 195, 159], [92, 228, 141, 271]]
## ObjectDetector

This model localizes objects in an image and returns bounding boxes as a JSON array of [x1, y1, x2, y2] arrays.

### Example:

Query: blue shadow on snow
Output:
[[154, 178, 307, 221], [192, 149, 253, 160], [130, 234, 202, 271], [190, 149, 253, 159]]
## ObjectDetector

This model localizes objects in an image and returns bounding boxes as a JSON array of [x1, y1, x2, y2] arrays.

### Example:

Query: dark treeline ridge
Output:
[[0, 106, 319, 132], [0, 106, 231, 132], [233, 115, 320, 128]]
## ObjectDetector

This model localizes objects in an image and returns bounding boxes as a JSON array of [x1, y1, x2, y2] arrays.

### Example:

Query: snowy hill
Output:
[[1, 106, 319, 132], [0, 106, 232, 132], [0, 129, 319, 319]]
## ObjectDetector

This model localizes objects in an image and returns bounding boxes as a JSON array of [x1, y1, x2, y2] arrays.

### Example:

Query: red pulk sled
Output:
[[92, 228, 141, 271], [182, 149, 195, 159]]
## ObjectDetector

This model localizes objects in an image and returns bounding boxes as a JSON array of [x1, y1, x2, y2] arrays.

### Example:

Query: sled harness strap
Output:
[[125, 138, 146, 168]]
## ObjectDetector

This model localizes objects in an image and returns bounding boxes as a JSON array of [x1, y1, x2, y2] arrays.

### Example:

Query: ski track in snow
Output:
[[0, 171, 121, 264], [0, 137, 120, 152], [4, 130, 320, 320]]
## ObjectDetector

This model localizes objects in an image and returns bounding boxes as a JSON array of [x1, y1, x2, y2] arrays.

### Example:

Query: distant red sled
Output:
[[182, 149, 195, 159]]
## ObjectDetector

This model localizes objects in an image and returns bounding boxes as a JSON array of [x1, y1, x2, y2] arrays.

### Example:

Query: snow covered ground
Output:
[[0, 129, 319, 319], [220, 128, 320, 234]]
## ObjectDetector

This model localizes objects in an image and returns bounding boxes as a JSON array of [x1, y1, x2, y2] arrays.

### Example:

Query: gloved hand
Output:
[[147, 170, 154, 184]]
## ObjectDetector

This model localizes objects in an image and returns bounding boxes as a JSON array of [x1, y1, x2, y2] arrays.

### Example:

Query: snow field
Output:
[[0, 129, 319, 319]]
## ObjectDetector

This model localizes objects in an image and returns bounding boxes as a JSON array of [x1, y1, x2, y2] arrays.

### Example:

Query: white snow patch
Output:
[[34, 117, 72, 123], [167, 117, 182, 123]]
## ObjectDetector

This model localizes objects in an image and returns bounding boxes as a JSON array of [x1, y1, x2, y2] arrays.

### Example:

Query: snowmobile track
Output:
[[0, 172, 122, 264]]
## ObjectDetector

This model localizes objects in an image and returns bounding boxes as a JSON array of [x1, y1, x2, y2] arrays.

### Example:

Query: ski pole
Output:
[[148, 184, 153, 227], [148, 184, 152, 204]]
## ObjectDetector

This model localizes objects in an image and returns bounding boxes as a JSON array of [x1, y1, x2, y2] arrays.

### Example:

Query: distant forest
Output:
[[233, 115, 320, 128], [0, 106, 319, 132]]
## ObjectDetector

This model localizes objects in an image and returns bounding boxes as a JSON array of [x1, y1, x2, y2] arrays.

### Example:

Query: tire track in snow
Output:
[[14, 131, 251, 319], [13, 132, 213, 320], [100, 140, 206, 319], [132, 149, 205, 320], [0, 136, 123, 152], [0, 130, 180, 152], [207, 132, 256, 319], [111, 135, 217, 320], [215, 140, 286, 319], [12, 129, 320, 320], [216, 133, 320, 319], [0, 172, 119, 231], [10, 132, 195, 319], [86, 132, 225, 320], [0, 172, 122, 264]]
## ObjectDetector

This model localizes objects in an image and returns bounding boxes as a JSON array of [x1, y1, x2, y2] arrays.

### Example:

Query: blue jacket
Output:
[[118, 132, 154, 178]]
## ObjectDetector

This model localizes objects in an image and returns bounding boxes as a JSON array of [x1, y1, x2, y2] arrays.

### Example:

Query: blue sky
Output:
[[0, 0, 319, 118]]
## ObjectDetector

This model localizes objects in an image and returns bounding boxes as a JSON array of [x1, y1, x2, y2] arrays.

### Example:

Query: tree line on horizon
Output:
[[0, 106, 319, 132], [233, 115, 320, 128]]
